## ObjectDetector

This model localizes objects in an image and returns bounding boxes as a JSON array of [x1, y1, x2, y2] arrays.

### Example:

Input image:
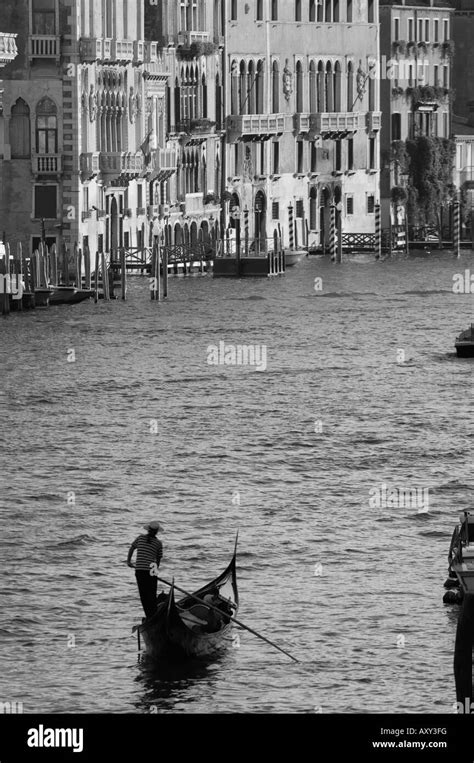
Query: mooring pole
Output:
[[120, 247, 126, 300], [330, 205, 336, 262], [454, 593, 474, 711], [163, 246, 168, 298], [94, 252, 99, 303], [454, 195, 461, 258], [375, 203, 382, 260]]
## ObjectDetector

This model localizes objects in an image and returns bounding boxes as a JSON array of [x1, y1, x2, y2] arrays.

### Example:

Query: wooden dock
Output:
[[213, 236, 286, 278]]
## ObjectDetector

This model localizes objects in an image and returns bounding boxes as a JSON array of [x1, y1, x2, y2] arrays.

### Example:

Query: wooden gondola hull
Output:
[[137, 553, 238, 661]]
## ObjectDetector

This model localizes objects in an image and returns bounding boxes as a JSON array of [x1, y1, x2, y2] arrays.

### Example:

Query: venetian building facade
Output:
[[145, 0, 224, 249], [0, 30, 18, 216], [379, 1, 454, 227], [224, 0, 380, 250]]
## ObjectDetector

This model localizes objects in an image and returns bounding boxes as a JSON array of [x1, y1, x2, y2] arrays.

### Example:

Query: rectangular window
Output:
[[434, 65, 439, 86], [443, 66, 449, 88], [98, 233, 104, 253], [346, 0, 352, 23], [368, 0, 374, 23], [231, 0, 237, 21], [272, 201, 280, 220], [295, 0, 302, 22], [271, 0, 278, 21], [408, 18, 414, 40], [335, 140, 342, 171], [425, 19, 429, 41], [32, 0, 56, 35], [137, 184, 143, 208], [36, 116, 57, 154], [443, 112, 448, 137], [295, 199, 304, 218], [311, 142, 317, 173], [256, 0, 263, 21], [297, 141, 304, 173], [347, 138, 354, 170], [432, 112, 438, 137], [124, 231, 130, 250], [418, 19, 423, 41], [367, 195, 375, 214], [394, 18, 400, 40], [346, 196, 354, 215], [392, 113, 401, 141], [260, 142, 266, 175], [34, 184, 57, 218], [273, 142, 280, 174], [434, 19, 439, 42], [234, 144, 239, 176], [369, 137, 375, 169], [309, 0, 316, 22], [443, 19, 449, 41], [83, 186, 89, 213]]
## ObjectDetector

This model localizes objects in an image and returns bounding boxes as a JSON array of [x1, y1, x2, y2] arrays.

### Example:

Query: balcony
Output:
[[29, 35, 60, 62], [461, 167, 474, 188], [80, 151, 143, 177], [227, 114, 288, 141], [177, 31, 209, 47], [112, 39, 134, 62], [185, 193, 204, 215], [366, 111, 382, 132], [78, 38, 114, 62], [147, 147, 178, 181], [136, 207, 146, 216], [170, 118, 216, 144], [310, 112, 365, 137], [0, 33, 17, 67], [33, 154, 62, 175]]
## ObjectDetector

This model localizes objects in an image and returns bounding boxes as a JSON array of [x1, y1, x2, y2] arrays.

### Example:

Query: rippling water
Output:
[[1, 250, 473, 714]]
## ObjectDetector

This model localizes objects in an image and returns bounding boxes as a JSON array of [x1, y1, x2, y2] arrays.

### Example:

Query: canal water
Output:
[[0, 250, 473, 714]]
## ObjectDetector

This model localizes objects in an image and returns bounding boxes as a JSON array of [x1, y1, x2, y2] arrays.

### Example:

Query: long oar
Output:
[[156, 575, 299, 664]]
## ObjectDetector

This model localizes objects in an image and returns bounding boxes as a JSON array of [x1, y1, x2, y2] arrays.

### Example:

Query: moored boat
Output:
[[49, 286, 93, 305], [455, 324, 474, 357], [443, 512, 474, 602], [135, 548, 238, 661], [284, 249, 306, 267]]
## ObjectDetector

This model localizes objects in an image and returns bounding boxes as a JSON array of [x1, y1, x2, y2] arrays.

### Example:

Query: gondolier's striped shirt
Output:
[[131, 535, 163, 572]]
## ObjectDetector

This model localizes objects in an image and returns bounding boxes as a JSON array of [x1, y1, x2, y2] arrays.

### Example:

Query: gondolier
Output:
[[127, 521, 164, 618]]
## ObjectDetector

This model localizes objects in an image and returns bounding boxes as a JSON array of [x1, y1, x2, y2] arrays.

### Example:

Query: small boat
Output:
[[284, 249, 306, 267], [455, 324, 474, 357], [444, 512, 474, 601], [135, 547, 238, 661], [34, 287, 53, 307], [49, 286, 93, 305]]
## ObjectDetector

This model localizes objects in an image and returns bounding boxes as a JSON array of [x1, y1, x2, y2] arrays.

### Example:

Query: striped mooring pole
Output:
[[454, 196, 461, 258], [244, 206, 249, 254], [288, 205, 294, 250], [329, 205, 336, 261], [375, 203, 382, 260]]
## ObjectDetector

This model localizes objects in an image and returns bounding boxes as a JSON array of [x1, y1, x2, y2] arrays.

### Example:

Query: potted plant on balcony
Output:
[[441, 40, 455, 59], [392, 86, 405, 99], [392, 40, 407, 55]]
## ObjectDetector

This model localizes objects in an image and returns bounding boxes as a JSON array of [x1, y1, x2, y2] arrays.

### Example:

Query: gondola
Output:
[[135, 546, 239, 660]]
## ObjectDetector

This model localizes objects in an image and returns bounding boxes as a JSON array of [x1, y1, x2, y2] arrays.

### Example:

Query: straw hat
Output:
[[144, 521, 164, 533]]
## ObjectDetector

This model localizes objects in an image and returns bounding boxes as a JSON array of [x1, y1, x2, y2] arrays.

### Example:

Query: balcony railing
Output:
[[177, 31, 209, 47], [171, 118, 216, 137], [79, 38, 113, 62], [366, 111, 382, 132], [29, 35, 60, 60], [33, 154, 62, 174], [311, 112, 365, 136], [185, 193, 204, 215], [80, 151, 143, 176], [0, 33, 17, 66], [113, 39, 134, 61], [461, 167, 474, 187], [227, 114, 288, 139]]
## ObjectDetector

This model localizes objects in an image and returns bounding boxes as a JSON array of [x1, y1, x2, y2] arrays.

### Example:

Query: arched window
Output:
[[309, 187, 318, 230], [347, 62, 354, 111], [272, 61, 280, 113], [334, 61, 342, 112], [325, 62, 334, 112], [202, 73, 208, 119], [317, 61, 325, 111], [325, 0, 331, 22], [309, 0, 316, 22], [247, 60, 255, 114], [10, 99, 31, 158], [36, 97, 57, 155], [239, 60, 247, 114], [309, 61, 317, 113], [256, 60, 264, 114], [296, 61, 304, 113], [231, 61, 239, 115]]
